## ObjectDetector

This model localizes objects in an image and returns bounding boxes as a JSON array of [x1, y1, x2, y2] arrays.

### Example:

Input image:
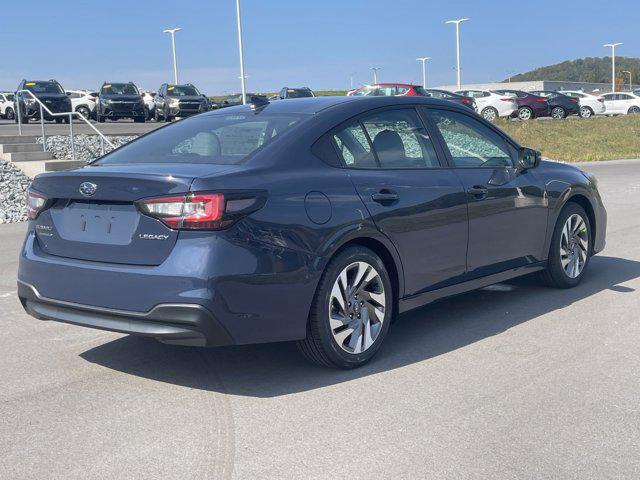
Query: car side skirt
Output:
[[398, 262, 546, 314]]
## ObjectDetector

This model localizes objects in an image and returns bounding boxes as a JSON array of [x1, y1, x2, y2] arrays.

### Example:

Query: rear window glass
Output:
[[94, 113, 307, 166]]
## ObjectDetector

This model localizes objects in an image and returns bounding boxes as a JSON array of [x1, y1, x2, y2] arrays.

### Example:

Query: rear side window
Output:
[[428, 109, 513, 168], [95, 113, 307, 165], [332, 108, 440, 169]]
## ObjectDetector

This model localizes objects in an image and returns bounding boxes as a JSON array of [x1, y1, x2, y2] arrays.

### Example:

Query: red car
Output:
[[347, 83, 475, 110]]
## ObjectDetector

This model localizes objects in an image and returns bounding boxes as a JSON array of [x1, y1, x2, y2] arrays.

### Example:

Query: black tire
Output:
[[297, 246, 393, 369], [5, 107, 14, 120], [134, 116, 145, 123], [539, 202, 592, 288], [55, 118, 63, 124], [481, 107, 498, 122], [517, 106, 533, 120], [579, 106, 593, 119], [628, 106, 640, 115], [97, 113, 105, 123], [164, 108, 172, 122], [551, 106, 566, 119], [76, 106, 91, 121], [154, 107, 162, 122]]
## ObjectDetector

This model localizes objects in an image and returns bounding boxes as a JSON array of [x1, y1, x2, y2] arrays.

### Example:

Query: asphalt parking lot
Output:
[[1, 160, 639, 479]]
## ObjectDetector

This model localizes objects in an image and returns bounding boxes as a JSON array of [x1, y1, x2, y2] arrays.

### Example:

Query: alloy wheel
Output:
[[482, 108, 497, 122], [518, 108, 532, 120], [579, 106, 592, 118], [629, 106, 640, 115], [329, 261, 386, 354], [560, 214, 589, 278], [551, 107, 565, 119]]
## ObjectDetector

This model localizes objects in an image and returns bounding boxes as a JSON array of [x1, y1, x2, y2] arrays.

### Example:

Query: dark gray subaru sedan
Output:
[[18, 95, 606, 368]]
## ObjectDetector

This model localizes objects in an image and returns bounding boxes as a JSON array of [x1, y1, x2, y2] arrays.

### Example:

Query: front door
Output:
[[330, 107, 468, 296], [426, 108, 548, 278]]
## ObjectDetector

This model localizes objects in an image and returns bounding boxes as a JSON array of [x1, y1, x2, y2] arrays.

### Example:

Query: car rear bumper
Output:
[[18, 280, 233, 347], [18, 229, 320, 346]]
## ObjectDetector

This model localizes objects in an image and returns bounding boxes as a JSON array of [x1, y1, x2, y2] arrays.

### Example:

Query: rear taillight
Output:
[[598, 98, 604, 103], [461, 98, 470, 104], [570, 98, 579, 103], [25, 189, 48, 220], [535, 98, 547, 102], [500, 98, 513, 102], [137, 192, 264, 230]]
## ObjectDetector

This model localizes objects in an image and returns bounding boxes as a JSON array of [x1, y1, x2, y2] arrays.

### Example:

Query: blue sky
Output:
[[1, 0, 637, 94]]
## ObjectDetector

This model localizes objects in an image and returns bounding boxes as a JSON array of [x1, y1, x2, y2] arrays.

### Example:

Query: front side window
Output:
[[428, 109, 513, 168], [332, 109, 440, 169], [95, 113, 307, 165]]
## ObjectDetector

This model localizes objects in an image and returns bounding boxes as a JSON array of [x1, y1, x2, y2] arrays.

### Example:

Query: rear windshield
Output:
[[94, 112, 307, 166], [101, 83, 139, 95], [286, 88, 313, 98], [23, 81, 63, 94], [167, 85, 200, 96]]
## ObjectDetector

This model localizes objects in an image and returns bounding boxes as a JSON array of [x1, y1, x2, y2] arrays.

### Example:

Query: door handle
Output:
[[468, 185, 488, 199], [371, 190, 399, 203]]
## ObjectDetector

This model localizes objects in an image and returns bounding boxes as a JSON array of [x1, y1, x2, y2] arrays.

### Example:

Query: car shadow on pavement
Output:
[[81, 255, 640, 398]]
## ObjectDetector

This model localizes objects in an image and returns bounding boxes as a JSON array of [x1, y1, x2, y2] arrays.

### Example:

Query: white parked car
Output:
[[560, 91, 606, 118], [140, 90, 156, 120], [455, 89, 518, 121], [66, 89, 98, 120], [0, 92, 16, 120], [597, 92, 640, 116]]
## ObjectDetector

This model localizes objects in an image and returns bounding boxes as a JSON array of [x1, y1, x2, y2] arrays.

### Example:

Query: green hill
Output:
[[507, 57, 640, 85]]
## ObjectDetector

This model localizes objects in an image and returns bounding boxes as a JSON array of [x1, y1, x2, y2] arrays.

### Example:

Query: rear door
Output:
[[331, 107, 468, 296], [601, 94, 618, 113], [426, 107, 548, 277]]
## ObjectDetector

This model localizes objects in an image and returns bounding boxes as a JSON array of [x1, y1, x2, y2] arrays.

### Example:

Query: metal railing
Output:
[[16, 89, 115, 160]]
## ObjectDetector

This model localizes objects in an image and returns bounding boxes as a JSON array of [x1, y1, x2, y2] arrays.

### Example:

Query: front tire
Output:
[[297, 246, 393, 369], [540, 202, 591, 288], [481, 106, 498, 122], [76, 106, 91, 122], [5, 107, 14, 120]]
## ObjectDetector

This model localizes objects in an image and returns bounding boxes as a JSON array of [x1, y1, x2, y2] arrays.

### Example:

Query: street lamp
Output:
[[445, 18, 469, 90], [370, 67, 381, 84], [603, 42, 622, 92], [163, 28, 181, 84], [416, 57, 431, 88], [235, 0, 247, 104], [622, 70, 632, 91]]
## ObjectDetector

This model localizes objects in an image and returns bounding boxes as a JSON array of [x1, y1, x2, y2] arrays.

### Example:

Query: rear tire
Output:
[[628, 106, 640, 115], [97, 113, 105, 123], [297, 246, 393, 369], [518, 106, 533, 120], [134, 116, 145, 123], [579, 106, 593, 119], [76, 106, 91, 121], [481, 107, 498, 122], [5, 108, 14, 120], [551, 106, 566, 119], [539, 202, 592, 288]]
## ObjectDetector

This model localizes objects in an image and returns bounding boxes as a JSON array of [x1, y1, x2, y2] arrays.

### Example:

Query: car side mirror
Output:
[[518, 147, 541, 170]]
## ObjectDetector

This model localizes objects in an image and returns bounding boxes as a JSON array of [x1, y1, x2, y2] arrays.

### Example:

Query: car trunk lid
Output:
[[30, 164, 237, 265]]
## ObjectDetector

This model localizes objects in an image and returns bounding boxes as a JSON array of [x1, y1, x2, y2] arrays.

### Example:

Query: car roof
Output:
[[204, 95, 457, 116]]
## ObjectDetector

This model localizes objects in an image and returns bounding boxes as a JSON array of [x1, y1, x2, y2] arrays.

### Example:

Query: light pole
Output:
[[416, 57, 431, 88], [235, 0, 247, 104], [163, 28, 181, 84], [603, 42, 622, 92], [445, 18, 468, 90], [370, 67, 381, 84], [622, 70, 632, 91]]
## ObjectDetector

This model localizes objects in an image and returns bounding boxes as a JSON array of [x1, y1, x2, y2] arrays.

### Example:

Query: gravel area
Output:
[[37, 134, 138, 162], [0, 160, 31, 223]]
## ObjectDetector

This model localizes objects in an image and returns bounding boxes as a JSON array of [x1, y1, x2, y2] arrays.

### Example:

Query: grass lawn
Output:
[[495, 115, 640, 162]]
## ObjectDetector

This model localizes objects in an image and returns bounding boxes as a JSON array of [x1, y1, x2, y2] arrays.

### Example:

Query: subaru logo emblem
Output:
[[79, 182, 97, 197]]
